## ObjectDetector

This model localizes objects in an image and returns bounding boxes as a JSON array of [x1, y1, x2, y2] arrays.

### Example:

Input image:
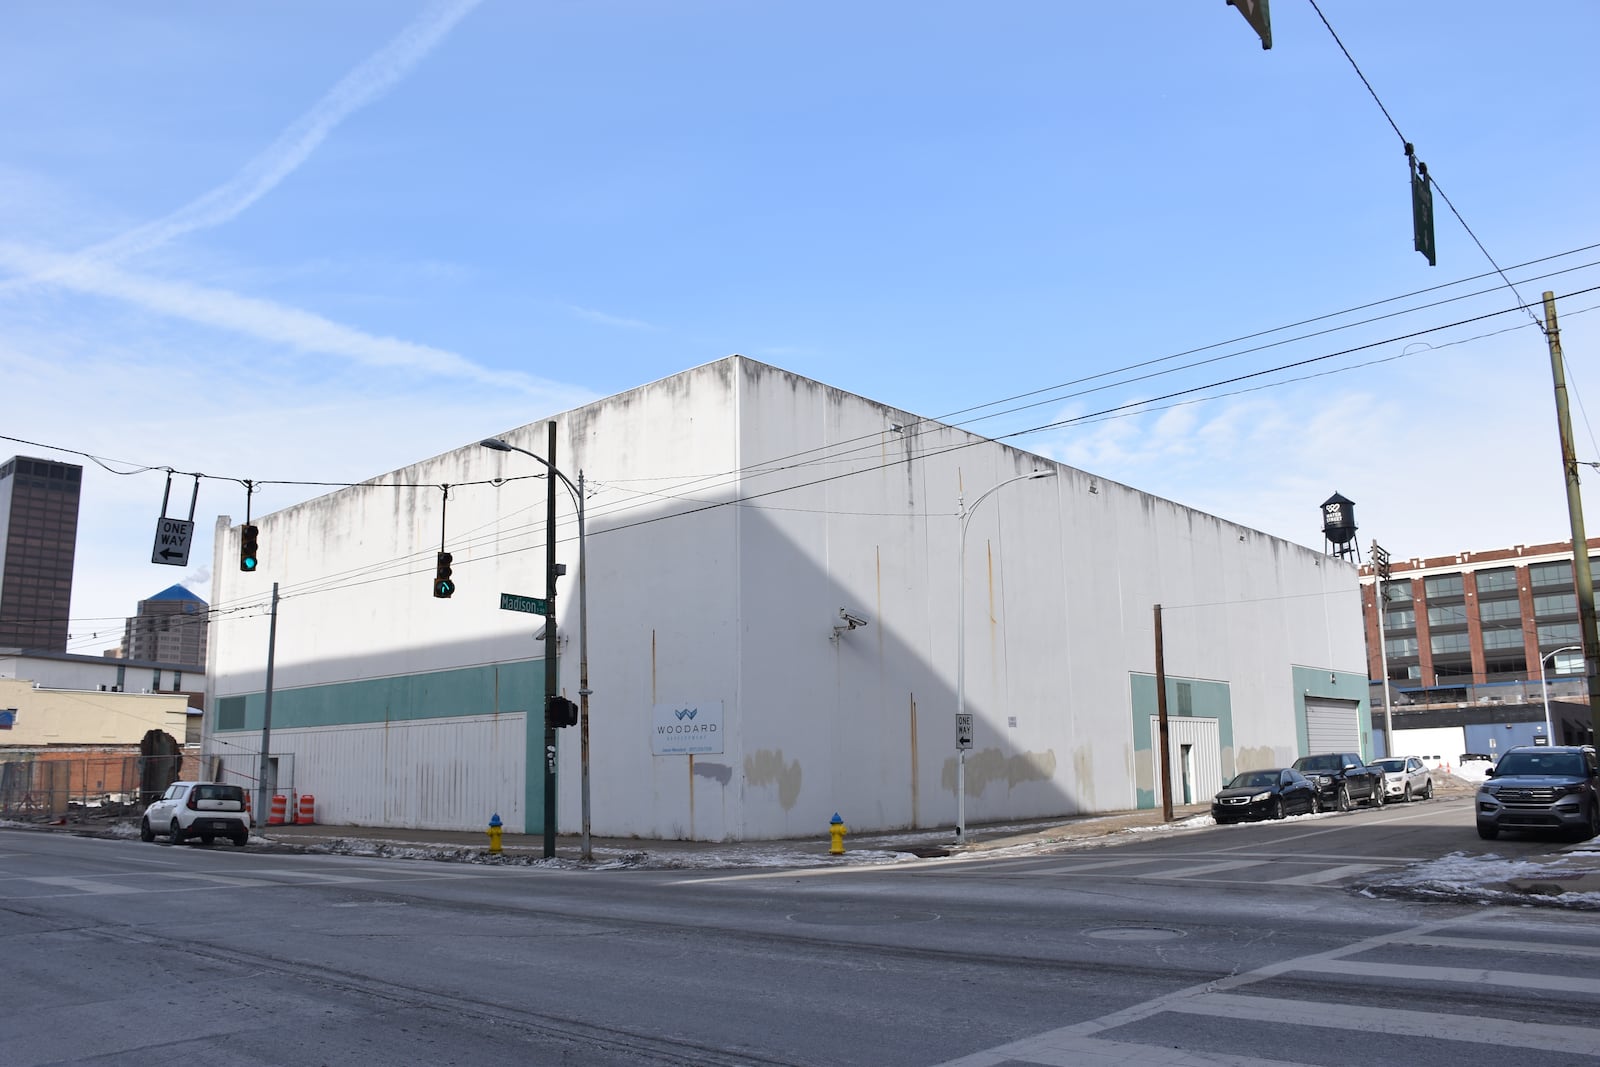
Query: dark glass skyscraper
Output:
[[0, 455, 83, 653]]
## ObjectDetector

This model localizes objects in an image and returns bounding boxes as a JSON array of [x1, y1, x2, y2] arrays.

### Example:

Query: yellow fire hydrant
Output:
[[829, 812, 848, 855], [487, 812, 503, 855]]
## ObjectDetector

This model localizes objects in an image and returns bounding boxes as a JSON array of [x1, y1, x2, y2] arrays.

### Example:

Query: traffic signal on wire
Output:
[[433, 552, 454, 598], [546, 695, 578, 729], [239, 525, 259, 572]]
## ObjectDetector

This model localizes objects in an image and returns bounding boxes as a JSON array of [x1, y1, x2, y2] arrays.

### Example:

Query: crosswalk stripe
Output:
[[1395, 933, 1600, 958], [26, 876, 141, 895], [1293, 956, 1600, 995], [1165, 859, 1270, 878], [1170, 992, 1600, 1056], [935, 1030, 1310, 1066], [1269, 862, 1386, 885], [1015, 856, 1168, 875], [148, 872, 278, 887]]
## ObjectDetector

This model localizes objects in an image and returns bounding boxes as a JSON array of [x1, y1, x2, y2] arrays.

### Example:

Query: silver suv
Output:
[[141, 782, 252, 847], [1476, 746, 1600, 841]]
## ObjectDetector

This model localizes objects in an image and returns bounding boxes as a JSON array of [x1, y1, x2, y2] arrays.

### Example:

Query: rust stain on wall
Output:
[[745, 749, 802, 810]]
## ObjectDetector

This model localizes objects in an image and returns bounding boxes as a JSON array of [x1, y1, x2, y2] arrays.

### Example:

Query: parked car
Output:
[[1212, 768, 1319, 823], [1370, 756, 1434, 802], [1476, 746, 1600, 841], [1290, 753, 1385, 811], [141, 782, 251, 846]]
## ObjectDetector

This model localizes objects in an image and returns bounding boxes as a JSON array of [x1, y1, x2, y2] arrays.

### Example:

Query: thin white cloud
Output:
[[0, 241, 559, 395], [570, 305, 663, 331], [3, 0, 483, 289]]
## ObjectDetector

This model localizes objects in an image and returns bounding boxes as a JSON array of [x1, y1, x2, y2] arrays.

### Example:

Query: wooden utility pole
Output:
[[1154, 604, 1173, 822], [1543, 291, 1600, 744]]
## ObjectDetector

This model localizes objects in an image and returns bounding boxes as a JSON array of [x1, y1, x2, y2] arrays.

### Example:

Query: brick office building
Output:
[[1360, 538, 1599, 753]]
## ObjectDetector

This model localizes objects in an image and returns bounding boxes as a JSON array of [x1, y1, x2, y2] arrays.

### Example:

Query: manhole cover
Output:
[[787, 909, 940, 926], [1084, 926, 1184, 942]]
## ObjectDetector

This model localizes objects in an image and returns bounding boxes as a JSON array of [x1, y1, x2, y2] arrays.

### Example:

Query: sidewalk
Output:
[[246, 798, 1600, 909], [11, 787, 1599, 910], [251, 804, 1213, 870]]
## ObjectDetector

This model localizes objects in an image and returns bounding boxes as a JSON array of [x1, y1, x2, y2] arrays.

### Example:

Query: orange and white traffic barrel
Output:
[[297, 794, 316, 825], [268, 794, 287, 825]]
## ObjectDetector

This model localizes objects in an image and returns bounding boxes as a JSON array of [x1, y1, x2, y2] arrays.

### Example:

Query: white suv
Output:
[[141, 782, 251, 847], [1370, 756, 1434, 802]]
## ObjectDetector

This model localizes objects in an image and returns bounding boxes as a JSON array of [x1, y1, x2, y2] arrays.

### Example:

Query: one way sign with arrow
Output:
[[151, 517, 194, 566]]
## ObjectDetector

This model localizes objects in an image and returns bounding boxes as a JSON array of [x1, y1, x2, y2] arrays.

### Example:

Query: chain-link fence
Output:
[[0, 751, 196, 819]]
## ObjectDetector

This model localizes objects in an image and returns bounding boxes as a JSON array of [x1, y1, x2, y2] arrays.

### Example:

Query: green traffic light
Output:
[[242, 557, 257, 571]]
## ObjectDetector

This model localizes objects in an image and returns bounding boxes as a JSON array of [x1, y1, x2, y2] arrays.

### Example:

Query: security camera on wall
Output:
[[839, 608, 869, 629]]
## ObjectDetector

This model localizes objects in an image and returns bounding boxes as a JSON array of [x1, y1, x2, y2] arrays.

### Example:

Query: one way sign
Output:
[[151, 518, 194, 566]]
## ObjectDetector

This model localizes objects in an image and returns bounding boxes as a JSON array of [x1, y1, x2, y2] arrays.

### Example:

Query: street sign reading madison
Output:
[[500, 592, 549, 615], [151, 517, 194, 566]]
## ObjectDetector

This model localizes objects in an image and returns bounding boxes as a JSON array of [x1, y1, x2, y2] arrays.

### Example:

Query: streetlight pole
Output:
[[955, 467, 1056, 844], [481, 436, 592, 861], [1540, 645, 1582, 746]]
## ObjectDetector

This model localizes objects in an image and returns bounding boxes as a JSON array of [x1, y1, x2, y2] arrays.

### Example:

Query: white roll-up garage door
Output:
[[1305, 698, 1361, 753]]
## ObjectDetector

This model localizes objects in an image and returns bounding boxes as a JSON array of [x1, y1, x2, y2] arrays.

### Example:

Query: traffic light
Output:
[[546, 695, 578, 729], [239, 524, 259, 572], [433, 551, 454, 598]]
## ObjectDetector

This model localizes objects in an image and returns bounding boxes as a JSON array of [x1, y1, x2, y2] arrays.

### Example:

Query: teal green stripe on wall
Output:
[[215, 660, 545, 731], [212, 659, 552, 832], [1129, 674, 1234, 811]]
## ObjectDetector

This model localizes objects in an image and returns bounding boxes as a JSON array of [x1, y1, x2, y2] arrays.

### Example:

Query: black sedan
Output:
[[1211, 767, 1320, 823]]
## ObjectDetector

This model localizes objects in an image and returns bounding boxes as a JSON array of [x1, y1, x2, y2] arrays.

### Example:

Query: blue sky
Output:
[[3, 1, 1598, 653]]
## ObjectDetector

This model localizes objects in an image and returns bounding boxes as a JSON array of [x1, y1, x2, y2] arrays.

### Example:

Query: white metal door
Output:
[[1150, 717, 1222, 809]]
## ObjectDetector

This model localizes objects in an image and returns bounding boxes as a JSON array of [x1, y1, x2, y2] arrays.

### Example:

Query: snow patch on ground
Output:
[[1363, 849, 1600, 910]]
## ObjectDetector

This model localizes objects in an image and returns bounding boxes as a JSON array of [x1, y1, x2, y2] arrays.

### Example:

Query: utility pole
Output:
[[1371, 541, 1393, 756], [255, 582, 279, 822], [1544, 291, 1600, 742], [1154, 604, 1173, 822], [541, 420, 559, 859]]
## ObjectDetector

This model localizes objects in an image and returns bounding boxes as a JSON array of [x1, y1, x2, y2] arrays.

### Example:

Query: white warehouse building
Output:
[[205, 356, 1368, 840]]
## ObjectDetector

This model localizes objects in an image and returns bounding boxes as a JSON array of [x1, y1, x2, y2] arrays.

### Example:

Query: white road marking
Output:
[[1268, 863, 1387, 885], [1169, 992, 1600, 1056], [933, 909, 1589, 1066]]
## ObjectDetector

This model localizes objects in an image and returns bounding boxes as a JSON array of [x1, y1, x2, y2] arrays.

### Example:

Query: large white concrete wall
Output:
[[207, 356, 1364, 840], [719, 362, 1364, 838]]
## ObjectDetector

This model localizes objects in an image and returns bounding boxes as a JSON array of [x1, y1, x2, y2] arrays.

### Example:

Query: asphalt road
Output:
[[3, 794, 1598, 1066]]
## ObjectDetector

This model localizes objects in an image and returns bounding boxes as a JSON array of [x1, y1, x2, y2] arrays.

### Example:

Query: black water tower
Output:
[[1321, 492, 1358, 560]]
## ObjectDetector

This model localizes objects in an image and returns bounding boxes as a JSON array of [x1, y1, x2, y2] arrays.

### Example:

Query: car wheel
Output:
[[169, 818, 185, 846], [1421, 778, 1433, 800], [139, 818, 155, 843], [1311, 792, 1322, 815], [1586, 803, 1600, 842], [1477, 822, 1499, 840], [1337, 785, 1352, 812], [1273, 796, 1286, 820], [231, 832, 249, 847], [1370, 783, 1385, 808], [1402, 785, 1412, 804]]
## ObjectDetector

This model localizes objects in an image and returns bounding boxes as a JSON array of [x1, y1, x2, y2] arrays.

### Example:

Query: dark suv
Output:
[[1291, 753, 1385, 811], [1476, 746, 1600, 841]]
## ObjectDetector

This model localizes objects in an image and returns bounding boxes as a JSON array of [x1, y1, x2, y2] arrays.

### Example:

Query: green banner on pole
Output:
[[1411, 158, 1436, 266], [1227, 0, 1272, 50]]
